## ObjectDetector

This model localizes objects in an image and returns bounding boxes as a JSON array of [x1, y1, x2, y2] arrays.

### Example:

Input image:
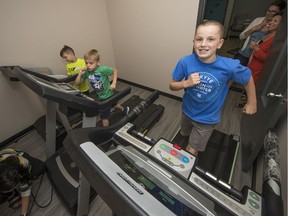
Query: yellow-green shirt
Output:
[[66, 58, 89, 92]]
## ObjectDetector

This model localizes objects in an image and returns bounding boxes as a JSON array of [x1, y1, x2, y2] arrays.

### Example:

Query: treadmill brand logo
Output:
[[117, 172, 144, 195]]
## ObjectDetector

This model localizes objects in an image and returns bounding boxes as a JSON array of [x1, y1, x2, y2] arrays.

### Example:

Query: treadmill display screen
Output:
[[27, 73, 80, 94], [58, 83, 78, 92], [109, 151, 203, 216]]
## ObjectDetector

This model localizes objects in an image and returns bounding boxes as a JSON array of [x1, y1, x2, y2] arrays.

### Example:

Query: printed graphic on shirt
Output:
[[89, 74, 104, 92], [192, 72, 220, 102], [67, 66, 82, 72]]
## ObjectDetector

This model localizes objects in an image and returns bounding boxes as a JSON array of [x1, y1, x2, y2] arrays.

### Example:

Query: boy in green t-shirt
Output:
[[60, 45, 90, 94], [75, 49, 129, 126]]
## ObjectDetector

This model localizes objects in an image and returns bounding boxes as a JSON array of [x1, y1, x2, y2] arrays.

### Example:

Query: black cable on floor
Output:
[[27, 173, 54, 215]]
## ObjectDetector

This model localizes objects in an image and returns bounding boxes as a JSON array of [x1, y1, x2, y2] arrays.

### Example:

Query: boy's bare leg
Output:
[[186, 145, 198, 156], [102, 119, 109, 127], [180, 131, 189, 137], [114, 104, 124, 111]]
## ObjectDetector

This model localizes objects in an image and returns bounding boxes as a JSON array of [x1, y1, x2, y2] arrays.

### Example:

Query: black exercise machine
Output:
[[63, 119, 264, 216], [12, 66, 165, 214], [64, 119, 284, 216]]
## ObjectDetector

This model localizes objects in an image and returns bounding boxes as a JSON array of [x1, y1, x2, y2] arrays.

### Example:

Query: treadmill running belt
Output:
[[97, 95, 142, 127], [197, 130, 239, 184], [96, 95, 164, 133]]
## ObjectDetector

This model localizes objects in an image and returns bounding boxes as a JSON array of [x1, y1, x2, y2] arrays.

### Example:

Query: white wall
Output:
[[0, 0, 115, 72], [0, 0, 199, 142], [106, 0, 199, 96], [0, 0, 114, 142], [0, 72, 46, 141]]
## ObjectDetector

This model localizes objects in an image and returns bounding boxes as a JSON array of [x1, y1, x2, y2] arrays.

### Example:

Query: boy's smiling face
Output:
[[193, 24, 224, 63]]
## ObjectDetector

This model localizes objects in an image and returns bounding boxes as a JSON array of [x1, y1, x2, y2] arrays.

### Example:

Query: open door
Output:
[[241, 10, 287, 172]]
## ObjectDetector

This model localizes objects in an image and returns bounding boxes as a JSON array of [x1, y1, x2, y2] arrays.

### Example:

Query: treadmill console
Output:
[[115, 123, 153, 152], [189, 173, 262, 216], [81, 142, 215, 216], [148, 138, 196, 179]]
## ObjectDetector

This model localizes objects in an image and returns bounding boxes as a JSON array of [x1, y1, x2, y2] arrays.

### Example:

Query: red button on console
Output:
[[173, 144, 182, 150], [170, 150, 177, 156]]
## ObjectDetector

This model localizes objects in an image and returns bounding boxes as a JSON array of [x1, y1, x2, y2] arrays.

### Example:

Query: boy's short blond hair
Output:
[[197, 20, 224, 39], [84, 49, 100, 62]]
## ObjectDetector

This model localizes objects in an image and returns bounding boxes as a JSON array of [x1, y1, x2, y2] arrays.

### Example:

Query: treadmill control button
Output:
[[182, 156, 189, 163], [170, 150, 177, 156], [248, 199, 259, 209]]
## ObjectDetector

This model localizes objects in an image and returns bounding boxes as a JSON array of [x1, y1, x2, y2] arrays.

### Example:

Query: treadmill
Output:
[[3, 65, 164, 149], [1, 65, 88, 148], [63, 120, 263, 216], [13, 66, 165, 214]]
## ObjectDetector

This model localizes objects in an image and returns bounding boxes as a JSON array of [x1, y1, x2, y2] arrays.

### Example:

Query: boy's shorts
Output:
[[99, 106, 111, 119], [181, 113, 216, 152], [99, 101, 117, 119]]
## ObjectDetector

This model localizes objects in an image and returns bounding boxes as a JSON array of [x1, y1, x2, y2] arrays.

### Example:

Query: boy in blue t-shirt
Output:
[[169, 20, 257, 156], [75, 49, 129, 127]]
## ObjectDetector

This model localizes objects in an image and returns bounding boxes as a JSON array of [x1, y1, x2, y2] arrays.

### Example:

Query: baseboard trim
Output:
[[118, 78, 182, 101], [0, 125, 35, 149]]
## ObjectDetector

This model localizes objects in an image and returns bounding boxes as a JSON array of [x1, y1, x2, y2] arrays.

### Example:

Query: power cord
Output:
[[27, 173, 53, 215]]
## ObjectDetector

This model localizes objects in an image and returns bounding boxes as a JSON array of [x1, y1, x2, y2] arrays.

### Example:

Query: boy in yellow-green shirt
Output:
[[60, 45, 90, 94]]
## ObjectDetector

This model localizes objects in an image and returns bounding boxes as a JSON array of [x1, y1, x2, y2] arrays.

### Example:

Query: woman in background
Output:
[[248, 13, 282, 83], [234, 0, 286, 66]]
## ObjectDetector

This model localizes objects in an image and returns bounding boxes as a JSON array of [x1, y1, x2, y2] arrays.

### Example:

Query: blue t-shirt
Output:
[[172, 54, 251, 124]]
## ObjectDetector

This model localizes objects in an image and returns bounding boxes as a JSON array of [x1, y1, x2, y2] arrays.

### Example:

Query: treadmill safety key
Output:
[[173, 143, 182, 150]]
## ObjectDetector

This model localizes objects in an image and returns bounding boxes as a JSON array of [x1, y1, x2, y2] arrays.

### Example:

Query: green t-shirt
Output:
[[82, 66, 114, 99], [66, 58, 89, 92]]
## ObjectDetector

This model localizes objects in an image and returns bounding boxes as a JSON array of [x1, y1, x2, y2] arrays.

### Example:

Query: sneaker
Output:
[[235, 103, 245, 108], [241, 94, 247, 101], [123, 106, 129, 115]]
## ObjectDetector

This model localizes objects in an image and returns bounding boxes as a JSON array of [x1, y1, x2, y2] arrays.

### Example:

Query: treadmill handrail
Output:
[[22, 67, 77, 83], [20, 67, 77, 83], [1, 65, 77, 83]]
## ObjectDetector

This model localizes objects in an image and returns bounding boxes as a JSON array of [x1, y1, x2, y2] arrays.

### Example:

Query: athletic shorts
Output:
[[181, 113, 216, 152], [99, 100, 117, 119]]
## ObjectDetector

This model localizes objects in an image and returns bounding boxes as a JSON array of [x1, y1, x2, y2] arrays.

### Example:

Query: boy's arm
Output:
[[239, 18, 263, 40], [243, 77, 257, 114], [75, 69, 85, 85], [169, 73, 200, 91], [20, 196, 30, 215], [110, 69, 118, 90]]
